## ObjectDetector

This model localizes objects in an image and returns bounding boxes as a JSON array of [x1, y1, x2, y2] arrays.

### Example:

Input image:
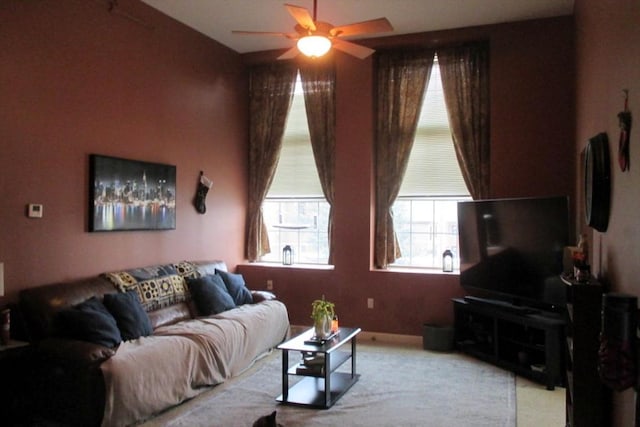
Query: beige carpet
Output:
[[142, 342, 516, 427], [516, 376, 565, 426]]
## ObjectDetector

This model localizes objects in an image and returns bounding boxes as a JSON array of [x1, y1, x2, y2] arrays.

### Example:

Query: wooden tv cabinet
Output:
[[453, 297, 565, 389]]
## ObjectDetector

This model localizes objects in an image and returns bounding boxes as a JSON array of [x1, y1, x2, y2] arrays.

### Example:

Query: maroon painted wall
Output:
[[0, 0, 576, 342], [0, 1, 248, 300], [574, 0, 640, 424], [239, 17, 575, 336]]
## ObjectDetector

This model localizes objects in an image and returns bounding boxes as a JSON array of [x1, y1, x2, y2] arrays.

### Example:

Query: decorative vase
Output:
[[314, 314, 332, 339]]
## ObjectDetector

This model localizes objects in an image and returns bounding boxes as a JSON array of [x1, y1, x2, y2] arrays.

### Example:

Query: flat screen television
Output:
[[457, 196, 570, 312]]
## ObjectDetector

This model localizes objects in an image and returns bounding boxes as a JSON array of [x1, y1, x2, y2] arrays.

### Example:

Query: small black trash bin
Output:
[[422, 324, 454, 352]]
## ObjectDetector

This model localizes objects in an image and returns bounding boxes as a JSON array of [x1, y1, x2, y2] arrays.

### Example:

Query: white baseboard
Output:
[[290, 325, 422, 347]]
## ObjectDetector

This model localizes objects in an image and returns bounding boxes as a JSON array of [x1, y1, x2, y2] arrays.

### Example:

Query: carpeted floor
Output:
[[142, 341, 516, 427], [516, 376, 565, 426]]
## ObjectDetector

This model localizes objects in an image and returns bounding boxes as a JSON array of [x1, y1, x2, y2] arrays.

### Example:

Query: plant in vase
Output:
[[311, 296, 335, 339]]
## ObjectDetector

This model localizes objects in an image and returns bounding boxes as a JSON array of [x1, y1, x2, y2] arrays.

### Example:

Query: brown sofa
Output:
[[18, 260, 289, 427]]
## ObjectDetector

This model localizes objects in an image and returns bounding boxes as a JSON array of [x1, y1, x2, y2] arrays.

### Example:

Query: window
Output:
[[261, 73, 330, 264], [391, 58, 470, 269]]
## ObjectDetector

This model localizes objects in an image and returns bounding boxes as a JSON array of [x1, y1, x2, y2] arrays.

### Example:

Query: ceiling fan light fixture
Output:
[[297, 35, 331, 57]]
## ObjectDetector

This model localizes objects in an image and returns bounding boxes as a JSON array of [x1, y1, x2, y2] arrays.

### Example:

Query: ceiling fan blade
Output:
[[332, 39, 375, 59], [232, 30, 298, 39], [277, 46, 300, 60], [331, 17, 393, 37], [285, 3, 316, 32]]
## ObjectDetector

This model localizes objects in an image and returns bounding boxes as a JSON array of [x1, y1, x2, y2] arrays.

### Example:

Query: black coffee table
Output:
[[276, 326, 361, 408]]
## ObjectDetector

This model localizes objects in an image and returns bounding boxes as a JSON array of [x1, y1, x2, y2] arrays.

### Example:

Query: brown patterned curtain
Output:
[[299, 60, 337, 264], [438, 43, 490, 200], [374, 49, 435, 269], [246, 62, 297, 261]]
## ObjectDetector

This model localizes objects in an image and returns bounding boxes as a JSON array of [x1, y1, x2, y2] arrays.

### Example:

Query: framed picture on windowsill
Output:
[[89, 154, 176, 232]]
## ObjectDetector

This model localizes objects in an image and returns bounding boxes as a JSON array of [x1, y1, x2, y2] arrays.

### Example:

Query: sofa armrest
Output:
[[35, 338, 116, 367], [251, 290, 277, 303]]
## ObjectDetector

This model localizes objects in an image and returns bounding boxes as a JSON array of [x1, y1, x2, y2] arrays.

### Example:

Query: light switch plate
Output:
[[28, 203, 43, 218]]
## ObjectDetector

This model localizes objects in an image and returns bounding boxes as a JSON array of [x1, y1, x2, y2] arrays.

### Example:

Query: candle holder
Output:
[[282, 245, 293, 265], [442, 249, 454, 272]]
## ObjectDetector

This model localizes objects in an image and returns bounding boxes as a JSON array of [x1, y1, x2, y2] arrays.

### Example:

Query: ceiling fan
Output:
[[232, 0, 394, 60]]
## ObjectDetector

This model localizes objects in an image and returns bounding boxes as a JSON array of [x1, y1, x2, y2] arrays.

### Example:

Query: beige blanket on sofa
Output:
[[100, 300, 289, 427]]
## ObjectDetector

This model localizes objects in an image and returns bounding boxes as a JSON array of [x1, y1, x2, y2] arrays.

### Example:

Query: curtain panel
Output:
[[437, 42, 490, 200], [299, 60, 337, 264], [373, 43, 490, 269], [374, 49, 435, 269], [246, 63, 297, 261]]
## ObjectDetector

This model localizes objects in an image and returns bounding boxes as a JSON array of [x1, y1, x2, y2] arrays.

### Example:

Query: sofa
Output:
[[18, 260, 290, 427]]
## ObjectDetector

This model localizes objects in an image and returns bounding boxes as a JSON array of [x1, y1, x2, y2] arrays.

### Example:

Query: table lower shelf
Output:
[[277, 372, 360, 408]]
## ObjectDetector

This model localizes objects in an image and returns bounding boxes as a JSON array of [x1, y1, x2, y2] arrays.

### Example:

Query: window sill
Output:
[[381, 266, 460, 276], [241, 262, 335, 271]]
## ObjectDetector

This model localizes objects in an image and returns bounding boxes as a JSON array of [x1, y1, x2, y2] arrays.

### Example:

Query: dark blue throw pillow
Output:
[[215, 269, 253, 306], [57, 297, 122, 347], [103, 291, 153, 341], [187, 274, 236, 316]]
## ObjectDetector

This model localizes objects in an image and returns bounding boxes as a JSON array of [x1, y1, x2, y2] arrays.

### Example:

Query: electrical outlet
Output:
[[266, 280, 273, 290], [367, 298, 374, 309], [28, 203, 43, 218]]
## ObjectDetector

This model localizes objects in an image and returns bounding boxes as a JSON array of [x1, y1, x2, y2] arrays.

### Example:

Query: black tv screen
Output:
[[457, 196, 570, 311]]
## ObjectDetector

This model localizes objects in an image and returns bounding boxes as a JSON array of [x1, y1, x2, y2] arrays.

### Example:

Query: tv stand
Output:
[[462, 296, 540, 314], [453, 298, 565, 389]]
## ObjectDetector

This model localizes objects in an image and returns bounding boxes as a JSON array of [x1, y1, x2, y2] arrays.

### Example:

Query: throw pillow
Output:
[[187, 274, 236, 316], [103, 291, 153, 341], [215, 269, 253, 306], [57, 297, 122, 348]]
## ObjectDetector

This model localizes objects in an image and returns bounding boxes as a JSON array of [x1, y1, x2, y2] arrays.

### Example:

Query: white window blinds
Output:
[[268, 74, 324, 198], [398, 60, 470, 197]]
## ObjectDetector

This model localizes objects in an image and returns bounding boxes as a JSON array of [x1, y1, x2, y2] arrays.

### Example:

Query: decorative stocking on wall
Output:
[[194, 172, 213, 214], [618, 90, 631, 172]]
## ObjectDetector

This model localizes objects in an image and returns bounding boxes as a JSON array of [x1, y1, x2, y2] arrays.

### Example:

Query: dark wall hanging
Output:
[[193, 171, 213, 214], [89, 154, 176, 231], [584, 133, 611, 232], [618, 89, 632, 172]]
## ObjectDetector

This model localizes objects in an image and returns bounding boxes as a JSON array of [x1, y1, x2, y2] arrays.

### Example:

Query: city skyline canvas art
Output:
[[89, 154, 176, 231]]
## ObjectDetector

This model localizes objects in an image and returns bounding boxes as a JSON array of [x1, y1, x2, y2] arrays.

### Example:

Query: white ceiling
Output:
[[141, 0, 574, 54]]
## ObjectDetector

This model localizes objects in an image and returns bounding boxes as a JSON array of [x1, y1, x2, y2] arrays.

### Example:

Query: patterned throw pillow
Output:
[[103, 264, 190, 312], [173, 261, 200, 280]]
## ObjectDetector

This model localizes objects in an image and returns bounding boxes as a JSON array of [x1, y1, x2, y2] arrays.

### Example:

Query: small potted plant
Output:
[[311, 296, 335, 339]]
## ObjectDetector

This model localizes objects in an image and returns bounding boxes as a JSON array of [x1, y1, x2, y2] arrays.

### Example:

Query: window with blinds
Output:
[[398, 59, 469, 198], [268, 75, 323, 198], [262, 73, 330, 264], [392, 58, 470, 269]]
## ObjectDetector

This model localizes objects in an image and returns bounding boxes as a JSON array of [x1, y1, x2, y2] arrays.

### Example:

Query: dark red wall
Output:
[[574, 0, 640, 424], [240, 17, 575, 335], [1, 0, 575, 339], [0, 0, 248, 300]]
